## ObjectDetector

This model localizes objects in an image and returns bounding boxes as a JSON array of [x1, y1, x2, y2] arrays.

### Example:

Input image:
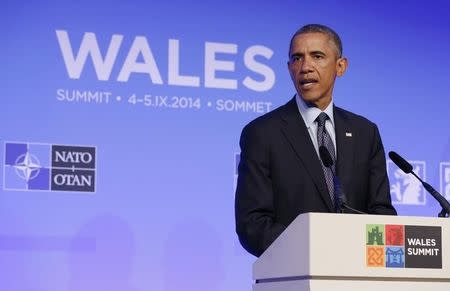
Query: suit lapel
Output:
[[280, 97, 334, 212], [334, 106, 355, 187]]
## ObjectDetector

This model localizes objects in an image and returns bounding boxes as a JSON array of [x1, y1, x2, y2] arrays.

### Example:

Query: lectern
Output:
[[253, 213, 450, 291]]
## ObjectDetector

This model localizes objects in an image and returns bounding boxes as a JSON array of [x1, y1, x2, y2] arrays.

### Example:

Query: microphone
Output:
[[388, 151, 450, 218], [388, 151, 413, 174], [319, 146, 366, 214]]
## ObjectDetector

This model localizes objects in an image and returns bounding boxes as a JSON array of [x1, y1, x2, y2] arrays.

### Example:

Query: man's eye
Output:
[[290, 56, 301, 62], [313, 54, 324, 59]]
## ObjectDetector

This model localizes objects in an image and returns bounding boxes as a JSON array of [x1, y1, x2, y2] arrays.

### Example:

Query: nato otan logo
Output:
[[387, 160, 426, 205], [3, 142, 96, 193]]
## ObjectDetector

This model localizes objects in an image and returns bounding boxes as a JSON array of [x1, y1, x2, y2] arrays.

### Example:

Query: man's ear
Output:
[[336, 57, 348, 77]]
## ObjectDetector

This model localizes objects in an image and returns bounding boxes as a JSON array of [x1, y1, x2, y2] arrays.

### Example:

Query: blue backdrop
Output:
[[2, 0, 450, 290]]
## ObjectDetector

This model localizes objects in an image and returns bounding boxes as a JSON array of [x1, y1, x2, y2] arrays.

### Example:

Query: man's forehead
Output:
[[292, 32, 332, 47], [290, 32, 339, 56]]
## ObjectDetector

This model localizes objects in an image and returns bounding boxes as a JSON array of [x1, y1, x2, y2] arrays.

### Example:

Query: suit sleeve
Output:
[[234, 122, 286, 257], [367, 124, 397, 215]]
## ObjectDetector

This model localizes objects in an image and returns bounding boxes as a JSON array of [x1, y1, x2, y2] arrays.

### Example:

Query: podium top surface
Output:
[[253, 213, 450, 281]]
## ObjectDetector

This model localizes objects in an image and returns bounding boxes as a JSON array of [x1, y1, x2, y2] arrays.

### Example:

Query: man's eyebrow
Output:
[[290, 52, 303, 57], [310, 50, 326, 55]]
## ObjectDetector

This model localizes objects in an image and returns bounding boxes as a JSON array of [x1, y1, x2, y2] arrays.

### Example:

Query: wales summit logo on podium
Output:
[[3, 142, 96, 193], [366, 224, 442, 269]]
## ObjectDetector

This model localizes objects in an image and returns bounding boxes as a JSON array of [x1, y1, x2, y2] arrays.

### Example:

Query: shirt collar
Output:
[[295, 94, 335, 129]]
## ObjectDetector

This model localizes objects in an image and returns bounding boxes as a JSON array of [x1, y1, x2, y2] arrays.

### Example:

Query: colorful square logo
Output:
[[367, 246, 385, 267], [366, 224, 442, 269], [385, 247, 405, 268], [386, 225, 404, 246], [366, 224, 384, 246]]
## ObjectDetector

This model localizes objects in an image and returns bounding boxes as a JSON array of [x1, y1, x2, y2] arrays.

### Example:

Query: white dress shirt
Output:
[[295, 94, 337, 159]]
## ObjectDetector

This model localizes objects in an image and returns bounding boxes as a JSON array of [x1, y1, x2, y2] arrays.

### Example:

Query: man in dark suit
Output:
[[235, 24, 396, 257]]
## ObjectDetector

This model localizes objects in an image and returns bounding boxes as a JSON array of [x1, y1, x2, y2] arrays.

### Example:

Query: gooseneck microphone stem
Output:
[[318, 146, 342, 213], [422, 181, 450, 217], [410, 172, 420, 181], [389, 151, 450, 218], [341, 202, 367, 214], [331, 174, 342, 214], [332, 174, 366, 214], [439, 208, 449, 218], [319, 146, 367, 215]]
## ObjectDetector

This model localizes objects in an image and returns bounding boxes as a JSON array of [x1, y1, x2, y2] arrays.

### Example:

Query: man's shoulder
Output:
[[247, 106, 283, 127], [244, 99, 294, 131], [335, 106, 376, 128]]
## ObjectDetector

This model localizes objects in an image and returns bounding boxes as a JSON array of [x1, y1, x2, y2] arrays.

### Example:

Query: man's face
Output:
[[288, 32, 347, 110]]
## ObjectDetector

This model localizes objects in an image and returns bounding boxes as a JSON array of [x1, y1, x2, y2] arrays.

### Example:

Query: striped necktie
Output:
[[316, 112, 336, 208]]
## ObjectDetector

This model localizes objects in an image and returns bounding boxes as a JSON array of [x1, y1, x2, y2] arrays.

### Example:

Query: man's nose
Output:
[[300, 56, 314, 73]]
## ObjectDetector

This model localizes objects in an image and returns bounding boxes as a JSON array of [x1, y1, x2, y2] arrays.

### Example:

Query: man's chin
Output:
[[298, 93, 331, 109], [299, 94, 320, 104]]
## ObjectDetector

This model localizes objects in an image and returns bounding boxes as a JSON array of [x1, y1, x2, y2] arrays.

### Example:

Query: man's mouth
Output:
[[300, 78, 318, 88]]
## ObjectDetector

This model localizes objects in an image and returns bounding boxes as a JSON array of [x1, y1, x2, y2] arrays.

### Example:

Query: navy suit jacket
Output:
[[235, 97, 396, 257]]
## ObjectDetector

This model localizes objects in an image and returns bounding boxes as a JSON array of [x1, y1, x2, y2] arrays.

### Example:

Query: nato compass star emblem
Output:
[[4, 142, 51, 191], [13, 152, 41, 181]]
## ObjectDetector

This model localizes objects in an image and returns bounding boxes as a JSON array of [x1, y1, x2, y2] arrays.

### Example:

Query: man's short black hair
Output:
[[289, 24, 343, 58]]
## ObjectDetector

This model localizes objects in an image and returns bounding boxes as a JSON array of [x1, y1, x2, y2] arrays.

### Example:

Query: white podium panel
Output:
[[253, 279, 450, 291], [253, 213, 450, 291]]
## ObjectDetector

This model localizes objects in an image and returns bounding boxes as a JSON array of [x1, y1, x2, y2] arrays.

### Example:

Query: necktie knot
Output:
[[316, 112, 329, 127]]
